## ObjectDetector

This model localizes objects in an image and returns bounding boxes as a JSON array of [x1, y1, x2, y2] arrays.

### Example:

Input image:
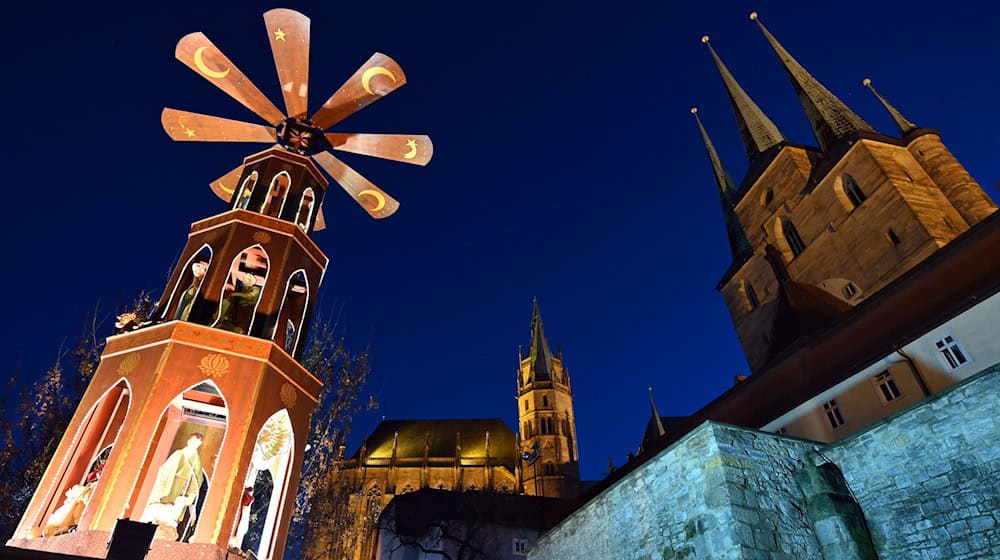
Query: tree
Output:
[[284, 314, 377, 560]]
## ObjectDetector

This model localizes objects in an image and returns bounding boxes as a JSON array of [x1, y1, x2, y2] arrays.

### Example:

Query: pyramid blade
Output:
[[175, 32, 287, 125], [209, 164, 245, 202], [312, 151, 399, 219], [313, 208, 327, 231], [161, 108, 277, 142], [325, 133, 433, 166], [310, 53, 407, 130], [263, 9, 310, 119]]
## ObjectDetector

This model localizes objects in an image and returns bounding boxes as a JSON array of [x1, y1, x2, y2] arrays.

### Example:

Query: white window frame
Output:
[[872, 371, 903, 405], [823, 400, 845, 430], [935, 335, 971, 371]]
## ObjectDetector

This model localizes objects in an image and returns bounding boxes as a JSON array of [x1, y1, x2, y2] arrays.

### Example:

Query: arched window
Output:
[[213, 246, 269, 335], [259, 172, 291, 218], [296, 188, 315, 232], [841, 174, 866, 208], [781, 219, 806, 258], [741, 279, 760, 310], [527, 420, 534, 437], [271, 270, 308, 356], [232, 409, 294, 558], [543, 463, 556, 476], [235, 171, 259, 210], [160, 244, 213, 322], [34, 380, 131, 537], [133, 380, 228, 543]]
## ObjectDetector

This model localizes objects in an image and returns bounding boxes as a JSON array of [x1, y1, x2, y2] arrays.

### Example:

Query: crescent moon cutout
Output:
[[358, 189, 387, 212], [194, 46, 231, 79], [403, 139, 418, 160], [217, 181, 235, 195], [361, 66, 397, 96]]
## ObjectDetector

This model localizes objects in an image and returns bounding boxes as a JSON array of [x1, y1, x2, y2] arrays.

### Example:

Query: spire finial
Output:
[[862, 77, 918, 135], [751, 12, 875, 151], [691, 108, 753, 260], [701, 33, 785, 161], [527, 298, 554, 382], [648, 385, 666, 437]]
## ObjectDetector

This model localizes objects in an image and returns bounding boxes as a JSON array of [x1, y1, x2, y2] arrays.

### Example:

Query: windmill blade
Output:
[[162, 108, 277, 143], [314, 208, 327, 231], [209, 164, 245, 202], [263, 9, 310, 119], [310, 53, 407, 130], [175, 32, 287, 125], [325, 133, 433, 166], [312, 151, 400, 219]]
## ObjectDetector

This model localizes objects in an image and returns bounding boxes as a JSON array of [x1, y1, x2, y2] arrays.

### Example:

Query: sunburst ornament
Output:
[[161, 8, 433, 224]]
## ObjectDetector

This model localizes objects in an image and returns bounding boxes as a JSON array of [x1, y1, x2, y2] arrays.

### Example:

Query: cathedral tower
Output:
[[698, 15, 997, 371], [517, 300, 580, 498]]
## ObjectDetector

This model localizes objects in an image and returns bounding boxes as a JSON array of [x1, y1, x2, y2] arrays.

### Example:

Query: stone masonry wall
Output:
[[821, 363, 1000, 560], [529, 422, 821, 560]]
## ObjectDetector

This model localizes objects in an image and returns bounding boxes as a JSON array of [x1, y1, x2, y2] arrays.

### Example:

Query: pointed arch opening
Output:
[[235, 171, 259, 210], [212, 245, 269, 335], [259, 171, 291, 218], [133, 380, 228, 543], [834, 173, 867, 210], [34, 379, 132, 538], [160, 245, 213, 322], [295, 188, 315, 232], [231, 409, 295, 559], [271, 270, 309, 357], [771, 218, 806, 261]]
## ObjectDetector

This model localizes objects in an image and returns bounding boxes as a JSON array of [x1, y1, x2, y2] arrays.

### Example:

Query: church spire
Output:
[[862, 78, 918, 136], [750, 12, 875, 152], [648, 386, 665, 437], [528, 298, 555, 382], [692, 107, 752, 260], [701, 35, 785, 161]]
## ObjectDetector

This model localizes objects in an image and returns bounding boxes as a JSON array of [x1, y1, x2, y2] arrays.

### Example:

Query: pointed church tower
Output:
[[750, 12, 875, 152], [862, 78, 917, 136], [516, 299, 580, 498], [10, 147, 327, 560], [696, 14, 997, 372]]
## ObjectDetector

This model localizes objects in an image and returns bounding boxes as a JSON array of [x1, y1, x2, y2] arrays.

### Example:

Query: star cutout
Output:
[[184, 128, 196, 138], [274, 28, 286, 41]]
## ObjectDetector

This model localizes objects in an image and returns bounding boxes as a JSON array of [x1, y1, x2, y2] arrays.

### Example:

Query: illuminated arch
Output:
[[212, 245, 270, 335], [235, 171, 259, 210], [34, 378, 132, 537], [295, 188, 315, 232], [132, 379, 229, 543], [159, 244, 213, 321], [259, 171, 291, 218], [271, 270, 309, 357]]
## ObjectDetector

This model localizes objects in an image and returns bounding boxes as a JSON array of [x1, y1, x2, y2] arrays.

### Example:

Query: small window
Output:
[[782, 220, 806, 258], [935, 335, 970, 371], [543, 463, 556, 475], [842, 174, 866, 208], [886, 228, 901, 246], [524, 400, 528, 411], [873, 371, 902, 404], [513, 538, 529, 555], [760, 187, 775, 206], [842, 282, 858, 299], [745, 281, 759, 309], [823, 400, 845, 430], [542, 396, 549, 407], [775, 426, 788, 435]]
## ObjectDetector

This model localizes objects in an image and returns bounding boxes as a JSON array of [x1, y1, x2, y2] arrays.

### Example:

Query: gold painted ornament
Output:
[[280, 383, 298, 408], [116, 353, 141, 376], [197, 353, 231, 378]]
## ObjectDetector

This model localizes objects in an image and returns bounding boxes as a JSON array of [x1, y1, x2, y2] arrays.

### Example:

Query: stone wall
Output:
[[820, 363, 1000, 559], [529, 422, 821, 559]]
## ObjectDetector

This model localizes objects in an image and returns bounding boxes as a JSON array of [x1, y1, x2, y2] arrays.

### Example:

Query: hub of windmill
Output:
[[276, 118, 331, 156]]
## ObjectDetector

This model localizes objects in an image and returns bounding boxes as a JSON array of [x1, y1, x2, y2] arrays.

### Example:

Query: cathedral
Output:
[[319, 299, 582, 560]]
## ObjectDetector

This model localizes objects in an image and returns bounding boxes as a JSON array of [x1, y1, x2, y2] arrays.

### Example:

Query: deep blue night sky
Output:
[[4, 0, 998, 481]]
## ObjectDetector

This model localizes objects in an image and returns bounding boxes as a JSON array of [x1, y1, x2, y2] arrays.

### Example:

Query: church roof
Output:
[[355, 418, 517, 468], [527, 298, 556, 382], [751, 12, 875, 152]]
